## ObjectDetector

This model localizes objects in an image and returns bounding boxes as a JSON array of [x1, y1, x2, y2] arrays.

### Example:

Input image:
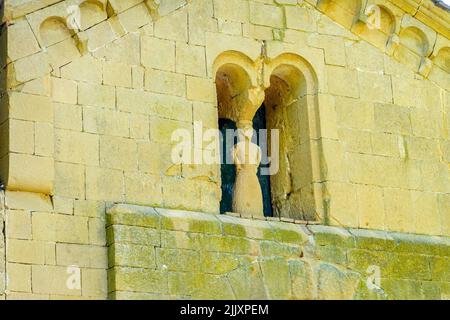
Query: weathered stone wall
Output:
[[0, 191, 5, 300], [0, 0, 448, 300], [107, 204, 450, 300]]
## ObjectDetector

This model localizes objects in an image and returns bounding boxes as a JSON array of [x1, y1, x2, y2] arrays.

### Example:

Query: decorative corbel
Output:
[[418, 57, 432, 77], [386, 34, 400, 55]]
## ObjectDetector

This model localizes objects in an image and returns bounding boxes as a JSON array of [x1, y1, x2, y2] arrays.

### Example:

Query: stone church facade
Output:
[[0, 0, 448, 299]]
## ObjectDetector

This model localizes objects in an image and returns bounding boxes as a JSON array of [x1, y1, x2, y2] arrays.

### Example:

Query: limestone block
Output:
[[109, 243, 156, 268], [116, 87, 154, 115], [286, 6, 318, 32], [92, 33, 140, 66], [78, 82, 115, 109], [131, 66, 144, 90], [161, 177, 202, 211], [107, 0, 143, 14], [338, 128, 372, 154], [88, 217, 106, 246], [249, 2, 284, 29], [53, 102, 82, 131], [55, 214, 89, 244], [438, 194, 450, 236], [107, 225, 160, 246], [46, 38, 81, 70], [259, 257, 291, 299], [13, 52, 51, 83], [100, 136, 137, 171], [54, 162, 85, 199], [61, 55, 103, 84], [55, 243, 107, 269], [371, 133, 401, 157], [106, 204, 160, 228], [154, 8, 188, 42], [117, 3, 151, 33], [316, 263, 360, 300], [137, 141, 179, 176], [6, 209, 32, 240], [35, 122, 54, 157], [410, 108, 442, 139], [32, 265, 81, 296], [109, 267, 168, 294], [217, 19, 242, 35], [7, 18, 40, 61], [308, 34, 346, 66], [74, 200, 105, 218], [149, 117, 192, 144], [6, 153, 54, 195], [374, 103, 411, 135], [168, 271, 234, 299], [124, 172, 163, 207], [188, 0, 217, 45], [130, 114, 150, 140], [358, 72, 393, 103], [7, 263, 32, 293], [55, 129, 99, 165], [83, 106, 130, 137], [176, 43, 206, 77], [384, 188, 415, 233], [186, 76, 216, 103], [420, 161, 450, 193], [52, 196, 73, 215], [21, 75, 52, 96], [145, 69, 186, 97], [103, 62, 132, 88], [243, 23, 274, 40], [327, 66, 359, 98], [7, 239, 47, 264], [82, 268, 107, 299], [157, 207, 221, 234], [9, 119, 34, 154], [156, 247, 201, 272], [151, 94, 193, 122], [85, 166, 124, 202], [9, 92, 53, 123], [5, 191, 52, 211], [83, 20, 118, 52], [325, 182, 359, 228], [52, 78, 77, 105], [205, 32, 261, 75], [345, 41, 385, 73], [193, 102, 218, 130], [213, 0, 249, 23], [356, 185, 385, 230], [406, 137, 440, 161], [141, 36, 175, 72], [412, 191, 441, 236]]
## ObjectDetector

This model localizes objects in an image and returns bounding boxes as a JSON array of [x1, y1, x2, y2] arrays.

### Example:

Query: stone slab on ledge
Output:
[[106, 204, 450, 300]]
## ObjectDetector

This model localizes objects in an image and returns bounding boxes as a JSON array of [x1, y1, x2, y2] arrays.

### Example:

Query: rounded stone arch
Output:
[[399, 26, 430, 57], [355, 3, 397, 50], [39, 16, 74, 47], [79, 0, 108, 30], [263, 53, 324, 221], [394, 26, 430, 70], [433, 47, 450, 73], [213, 51, 258, 121]]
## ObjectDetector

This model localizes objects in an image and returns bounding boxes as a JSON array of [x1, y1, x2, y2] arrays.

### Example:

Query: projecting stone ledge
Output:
[[106, 204, 450, 300]]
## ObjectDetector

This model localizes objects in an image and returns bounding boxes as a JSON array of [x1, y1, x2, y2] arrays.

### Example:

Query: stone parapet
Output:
[[107, 204, 450, 300]]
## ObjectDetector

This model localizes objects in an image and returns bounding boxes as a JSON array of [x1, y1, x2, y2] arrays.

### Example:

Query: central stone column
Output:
[[231, 87, 265, 218]]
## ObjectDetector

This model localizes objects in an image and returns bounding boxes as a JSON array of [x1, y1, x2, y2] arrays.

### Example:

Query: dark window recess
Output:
[[219, 104, 273, 217]]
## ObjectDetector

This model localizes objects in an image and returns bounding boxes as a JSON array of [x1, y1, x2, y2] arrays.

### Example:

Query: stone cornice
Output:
[[392, 0, 450, 38]]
